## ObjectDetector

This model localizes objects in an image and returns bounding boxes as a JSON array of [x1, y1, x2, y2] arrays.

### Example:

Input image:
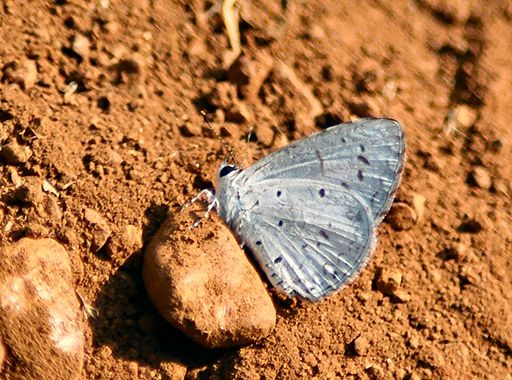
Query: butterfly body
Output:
[[215, 118, 405, 301]]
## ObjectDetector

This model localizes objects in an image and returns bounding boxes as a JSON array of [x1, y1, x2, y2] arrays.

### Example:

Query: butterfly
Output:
[[193, 118, 405, 301]]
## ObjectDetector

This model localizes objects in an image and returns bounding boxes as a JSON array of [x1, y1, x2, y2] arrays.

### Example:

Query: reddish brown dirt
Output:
[[1, 1, 511, 379]]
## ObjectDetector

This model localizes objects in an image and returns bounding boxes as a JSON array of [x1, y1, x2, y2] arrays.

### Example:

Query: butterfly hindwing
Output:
[[235, 180, 375, 300]]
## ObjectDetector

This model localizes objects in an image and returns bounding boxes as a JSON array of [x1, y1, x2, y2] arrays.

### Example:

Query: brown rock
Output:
[[457, 216, 483, 233], [412, 193, 426, 222], [8, 177, 44, 206], [467, 166, 492, 190], [2, 59, 38, 89], [439, 240, 468, 261], [375, 267, 402, 296], [227, 54, 255, 88], [347, 98, 380, 118], [225, 101, 254, 124], [425, 0, 473, 23], [83, 208, 112, 252], [143, 207, 276, 348], [391, 289, 411, 303], [160, 361, 187, 380], [71, 34, 90, 59], [0, 238, 84, 379], [179, 122, 202, 137], [386, 202, 417, 231], [454, 104, 477, 128], [353, 335, 370, 356], [0, 140, 33, 164]]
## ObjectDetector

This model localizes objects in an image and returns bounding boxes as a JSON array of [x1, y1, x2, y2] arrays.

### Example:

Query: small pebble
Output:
[[365, 363, 385, 379], [72, 34, 90, 59], [179, 122, 202, 137], [439, 241, 468, 261], [2, 59, 38, 89], [83, 207, 112, 252], [458, 217, 483, 233], [424, 0, 473, 23], [143, 208, 276, 348], [225, 101, 254, 124], [412, 193, 426, 222], [375, 267, 402, 296], [159, 361, 187, 380], [454, 104, 477, 128], [391, 289, 411, 303], [0, 140, 33, 164], [376, 267, 409, 302], [467, 166, 491, 190], [386, 202, 417, 231], [353, 335, 369, 356], [8, 177, 44, 205], [227, 54, 254, 88], [347, 98, 380, 118]]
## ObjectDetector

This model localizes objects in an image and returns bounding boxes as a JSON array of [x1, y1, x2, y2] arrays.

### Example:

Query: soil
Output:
[[0, 0, 511, 379]]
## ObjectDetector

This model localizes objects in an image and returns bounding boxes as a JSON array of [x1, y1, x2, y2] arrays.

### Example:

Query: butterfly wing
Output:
[[240, 118, 405, 223], [234, 180, 375, 300]]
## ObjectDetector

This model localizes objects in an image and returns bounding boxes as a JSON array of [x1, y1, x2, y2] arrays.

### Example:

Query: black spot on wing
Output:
[[319, 188, 326, 197], [357, 169, 364, 181], [357, 155, 370, 165], [274, 257, 283, 264], [276, 190, 282, 197], [319, 230, 329, 240]]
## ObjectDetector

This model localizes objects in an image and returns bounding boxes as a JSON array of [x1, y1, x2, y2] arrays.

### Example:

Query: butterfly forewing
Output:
[[240, 118, 405, 223]]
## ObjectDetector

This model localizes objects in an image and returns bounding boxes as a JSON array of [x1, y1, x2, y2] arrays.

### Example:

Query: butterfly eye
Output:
[[219, 165, 238, 177]]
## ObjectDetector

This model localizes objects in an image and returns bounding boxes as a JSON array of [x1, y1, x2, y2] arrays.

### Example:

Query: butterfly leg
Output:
[[181, 189, 220, 227]]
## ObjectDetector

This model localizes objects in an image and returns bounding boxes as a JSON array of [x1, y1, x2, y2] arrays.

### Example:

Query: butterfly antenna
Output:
[[200, 110, 238, 165]]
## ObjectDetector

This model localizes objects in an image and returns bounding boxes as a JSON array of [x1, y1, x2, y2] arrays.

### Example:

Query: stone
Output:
[[467, 167, 491, 190], [227, 54, 255, 88], [159, 361, 187, 380], [225, 101, 254, 124], [457, 217, 483, 233], [179, 122, 202, 137], [353, 335, 369, 356], [143, 207, 276, 348], [375, 267, 403, 299], [8, 177, 44, 206], [424, 0, 473, 23], [0, 140, 33, 164], [412, 193, 426, 222], [391, 289, 411, 303], [83, 208, 112, 252], [439, 241, 468, 261], [0, 238, 84, 379], [386, 202, 417, 231], [454, 104, 477, 128], [2, 59, 38, 89], [71, 34, 90, 59]]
